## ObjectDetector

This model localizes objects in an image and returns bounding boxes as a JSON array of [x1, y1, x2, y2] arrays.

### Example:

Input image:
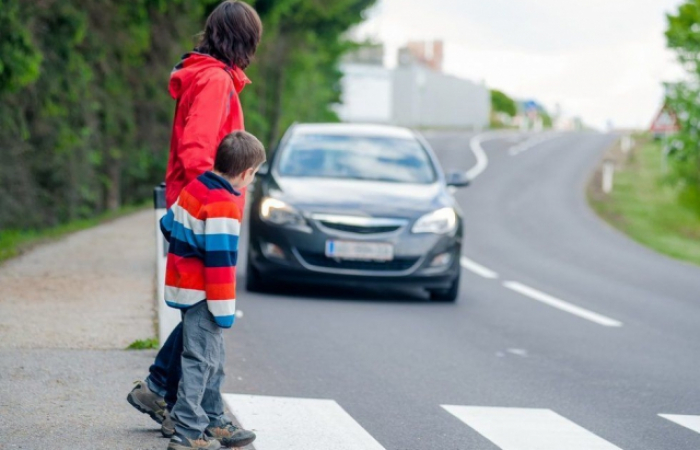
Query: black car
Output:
[[246, 123, 468, 301]]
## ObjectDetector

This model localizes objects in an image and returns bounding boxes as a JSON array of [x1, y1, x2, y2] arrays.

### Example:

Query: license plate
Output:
[[325, 240, 394, 261]]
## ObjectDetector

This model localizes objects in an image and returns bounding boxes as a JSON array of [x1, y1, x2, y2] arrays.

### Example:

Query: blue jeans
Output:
[[171, 301, 229, 438], [146, 322, 183, 410]]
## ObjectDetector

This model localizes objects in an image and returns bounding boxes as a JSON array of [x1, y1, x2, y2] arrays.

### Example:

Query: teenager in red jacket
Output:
[[127, 2, 262, 448]]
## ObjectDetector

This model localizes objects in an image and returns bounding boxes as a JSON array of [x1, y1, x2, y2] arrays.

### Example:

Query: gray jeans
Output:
[[170, 301, 230, 438]]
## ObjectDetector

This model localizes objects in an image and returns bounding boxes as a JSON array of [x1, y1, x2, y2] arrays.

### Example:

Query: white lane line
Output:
[[503, 281, 623, 327], [460, 256, 499, 279], [508, 133, 561, 156], [466, 133, 492, 181], [442, 406, 624, 450], [223, 394, 386, 450], [659, 414, 700, 434]]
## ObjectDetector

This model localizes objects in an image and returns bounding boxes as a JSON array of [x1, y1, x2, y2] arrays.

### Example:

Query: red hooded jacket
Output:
[[165, 52, 251, 208]]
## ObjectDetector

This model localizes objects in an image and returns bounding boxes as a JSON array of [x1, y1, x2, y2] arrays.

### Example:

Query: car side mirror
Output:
[[446, 170, 470, 188], [257, 163, 269, 176]]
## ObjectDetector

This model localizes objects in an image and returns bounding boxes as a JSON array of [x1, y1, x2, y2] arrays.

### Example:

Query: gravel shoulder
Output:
[[0, 210, 156, 349]]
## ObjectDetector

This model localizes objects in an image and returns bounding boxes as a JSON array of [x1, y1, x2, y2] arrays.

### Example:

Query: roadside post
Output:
[[602, 159, 615, 194], [153, 183, 181, 347], [621, 135, 633, 154]]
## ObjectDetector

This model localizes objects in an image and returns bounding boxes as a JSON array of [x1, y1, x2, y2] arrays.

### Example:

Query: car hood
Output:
[[268, 176, 447, 218]]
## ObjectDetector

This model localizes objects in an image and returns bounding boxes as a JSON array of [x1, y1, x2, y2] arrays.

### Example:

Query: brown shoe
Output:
[[126, 380, 167, 424], [167, 432, 222, 450], [206, 423, 256, 448]]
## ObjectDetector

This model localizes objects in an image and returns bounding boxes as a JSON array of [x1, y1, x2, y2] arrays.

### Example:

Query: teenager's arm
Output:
[[202, 200, 241, 328], [179, 73, 236, 185]]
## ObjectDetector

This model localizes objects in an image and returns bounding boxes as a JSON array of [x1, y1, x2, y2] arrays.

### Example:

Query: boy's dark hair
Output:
[[197, 1, 262, 69], [215, 131, 266, 178]]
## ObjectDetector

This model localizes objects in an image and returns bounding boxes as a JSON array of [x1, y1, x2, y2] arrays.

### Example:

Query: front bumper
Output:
[[248, 218, 462, 289]]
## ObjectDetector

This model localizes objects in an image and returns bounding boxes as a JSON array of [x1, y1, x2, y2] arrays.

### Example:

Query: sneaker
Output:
[[167, 432, 221, 450], [161, 408, 176, 438], [206, 423, 256, 448], [126, 380, 167, 424]]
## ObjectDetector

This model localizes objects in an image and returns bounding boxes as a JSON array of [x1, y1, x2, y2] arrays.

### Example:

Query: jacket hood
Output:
[[168, 52, 251, 100]]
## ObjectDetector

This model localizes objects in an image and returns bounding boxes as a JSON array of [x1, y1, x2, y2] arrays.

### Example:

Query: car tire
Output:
[[429, 273, 460, 302], [245, 257, 265, 293]]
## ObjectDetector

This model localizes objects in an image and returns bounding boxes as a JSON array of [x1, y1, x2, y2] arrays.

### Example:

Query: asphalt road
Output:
[[223, 131, 700, 450]]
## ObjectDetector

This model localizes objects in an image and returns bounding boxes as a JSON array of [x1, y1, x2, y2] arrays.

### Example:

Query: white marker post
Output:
[[602, 159, 615, 194], [621, 135, 632, 154], [154, 183, 181, 347]]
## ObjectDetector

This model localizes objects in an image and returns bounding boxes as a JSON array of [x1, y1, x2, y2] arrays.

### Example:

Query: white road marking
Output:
[[460, 256, 499, 279], [442, 406, 624, 450], [659, 414, 700, 434], [466, 133, 492, 181], [503, 281, 623, 327], [223, 394, 386, 450], [509, 133, 561, 156]]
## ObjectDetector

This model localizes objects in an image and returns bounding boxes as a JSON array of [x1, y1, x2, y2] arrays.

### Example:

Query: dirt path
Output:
[[0, 210, 155, 349]]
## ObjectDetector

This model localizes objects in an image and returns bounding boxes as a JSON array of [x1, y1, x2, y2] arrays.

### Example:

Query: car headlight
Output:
[[260, 197, 307, 228], [412, 207, 457, 234]]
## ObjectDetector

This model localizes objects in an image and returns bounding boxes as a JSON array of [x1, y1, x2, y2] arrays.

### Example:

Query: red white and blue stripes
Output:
[[161, 171, 242, 328]]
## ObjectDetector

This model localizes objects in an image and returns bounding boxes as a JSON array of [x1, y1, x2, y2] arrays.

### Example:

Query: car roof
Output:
[[291, 123, 416, 139]]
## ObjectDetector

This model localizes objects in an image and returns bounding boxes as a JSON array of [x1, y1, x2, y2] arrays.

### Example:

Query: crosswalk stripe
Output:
[[659, 414, 700, 434], [442, 405, 623, 450], [223, 394, 386, 450]]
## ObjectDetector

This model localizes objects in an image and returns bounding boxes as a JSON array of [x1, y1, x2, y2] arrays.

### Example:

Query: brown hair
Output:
[[197, 1, 262, 69], [215, 131, 266, 178]]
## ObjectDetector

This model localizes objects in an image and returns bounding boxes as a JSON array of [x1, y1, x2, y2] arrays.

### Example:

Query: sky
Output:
[[353, 0, 687, 129]]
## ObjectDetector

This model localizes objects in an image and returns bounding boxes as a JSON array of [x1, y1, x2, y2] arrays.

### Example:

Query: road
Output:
[[222, 131, 700, 450]]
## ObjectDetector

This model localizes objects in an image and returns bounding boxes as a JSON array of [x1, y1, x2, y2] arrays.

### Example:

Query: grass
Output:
[[588, 139, 700, 266], [0, 203, 148, 264], [126, 337, 159, 350]]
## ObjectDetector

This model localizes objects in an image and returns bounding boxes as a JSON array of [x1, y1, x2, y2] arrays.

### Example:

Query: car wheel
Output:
[[245, 257, 265, 293], [429, 273, 460, 302]]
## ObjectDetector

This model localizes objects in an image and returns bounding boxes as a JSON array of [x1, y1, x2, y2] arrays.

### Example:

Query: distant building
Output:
[[392, 65, 489, 129], [398, 40, 444, 72], [336, 63, 393, 124], [342, 43, 385, 66], [336, 41, 489, 130]]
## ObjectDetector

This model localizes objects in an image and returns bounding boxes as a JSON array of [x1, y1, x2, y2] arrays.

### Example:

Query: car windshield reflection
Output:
[[277, 134, 437, 184]]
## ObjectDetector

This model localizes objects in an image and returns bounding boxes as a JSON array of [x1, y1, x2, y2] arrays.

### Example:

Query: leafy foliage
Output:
[[665, 0, 700, 213], [490, 89, 516, 117], [0, 0, 374, 231]]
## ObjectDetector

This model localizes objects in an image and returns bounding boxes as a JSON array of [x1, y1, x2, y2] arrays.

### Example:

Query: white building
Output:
[[392, 65, 489, 129], [336, 63, 393, 124], [336, 62, 490, 130]]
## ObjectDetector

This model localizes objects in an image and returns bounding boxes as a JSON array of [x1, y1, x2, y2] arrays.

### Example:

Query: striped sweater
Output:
[[160, 171, 242, 328]]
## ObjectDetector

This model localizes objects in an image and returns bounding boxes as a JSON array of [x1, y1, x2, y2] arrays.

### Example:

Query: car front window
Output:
[[276, 134, 437, 184]]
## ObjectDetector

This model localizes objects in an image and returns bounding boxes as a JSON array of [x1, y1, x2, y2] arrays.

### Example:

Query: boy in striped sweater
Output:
[[160, 131, 266, 450]]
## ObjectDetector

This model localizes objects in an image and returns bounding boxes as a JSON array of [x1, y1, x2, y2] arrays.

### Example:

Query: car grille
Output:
[[318, 221, 401, 234], [296, 250, 419, 272]]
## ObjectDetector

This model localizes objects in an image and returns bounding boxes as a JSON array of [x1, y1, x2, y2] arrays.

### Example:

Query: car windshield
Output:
[[276, 133, 437, 184]]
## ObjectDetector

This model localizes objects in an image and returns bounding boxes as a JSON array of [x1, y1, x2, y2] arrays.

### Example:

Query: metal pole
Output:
[[153, 183, 181, 347]]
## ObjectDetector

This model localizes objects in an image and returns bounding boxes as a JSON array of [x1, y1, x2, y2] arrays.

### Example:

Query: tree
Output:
[[0, 0, 375, 230], [490, 89, 516, 117], [665, 0, 700, 213]]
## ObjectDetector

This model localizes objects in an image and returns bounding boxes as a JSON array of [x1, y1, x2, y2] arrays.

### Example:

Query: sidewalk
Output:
[[0, 210, 166, 449]]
